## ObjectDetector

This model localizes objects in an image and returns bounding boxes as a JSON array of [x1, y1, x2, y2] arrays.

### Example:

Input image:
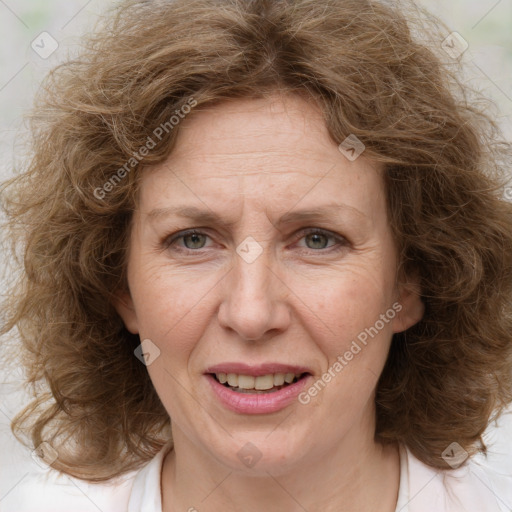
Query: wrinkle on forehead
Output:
[[138, 93, 387, 235], [171, 94, 329, 158]]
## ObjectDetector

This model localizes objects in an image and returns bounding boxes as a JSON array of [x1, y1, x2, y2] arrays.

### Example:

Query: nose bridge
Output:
[[236, 249, 272, 303], [218, 244, 289, 341]]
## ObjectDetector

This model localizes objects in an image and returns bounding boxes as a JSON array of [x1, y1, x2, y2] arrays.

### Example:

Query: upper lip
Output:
[[205, 363, 311, 377]]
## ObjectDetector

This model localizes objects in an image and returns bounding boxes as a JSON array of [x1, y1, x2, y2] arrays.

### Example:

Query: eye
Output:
[[164, 230, 213, 251], [162, 227, 348, 254], [295, 228, 347, 252]]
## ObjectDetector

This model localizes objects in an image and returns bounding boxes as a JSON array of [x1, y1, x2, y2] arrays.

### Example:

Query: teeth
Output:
[[238, 375, 255, 390], [273, 373, 285, 386], [215, 372, 303, 390], [284, 373, 295, 384], [255, 374, 274, 390]]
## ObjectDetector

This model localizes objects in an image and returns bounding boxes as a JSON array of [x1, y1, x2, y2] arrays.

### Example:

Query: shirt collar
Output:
[[128, 442, 172, 512]]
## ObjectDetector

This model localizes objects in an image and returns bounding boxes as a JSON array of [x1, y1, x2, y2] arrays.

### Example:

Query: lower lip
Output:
[[206, 374, 311, 414]]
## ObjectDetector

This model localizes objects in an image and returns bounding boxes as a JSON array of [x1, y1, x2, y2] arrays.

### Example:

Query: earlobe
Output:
[[392, 279, 425, 334], [113, 290, 139, 334]]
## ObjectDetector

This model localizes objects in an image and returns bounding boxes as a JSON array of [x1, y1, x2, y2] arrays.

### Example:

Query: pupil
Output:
[[185, 233, 205, 249], [307, 233, 327, 249]]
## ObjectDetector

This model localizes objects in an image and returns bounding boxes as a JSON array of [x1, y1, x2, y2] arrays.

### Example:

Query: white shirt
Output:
[[4, 443, 512, 512]]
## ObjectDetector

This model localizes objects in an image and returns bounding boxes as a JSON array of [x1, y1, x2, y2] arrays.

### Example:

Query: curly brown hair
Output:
[[1, 0, 512, 482]]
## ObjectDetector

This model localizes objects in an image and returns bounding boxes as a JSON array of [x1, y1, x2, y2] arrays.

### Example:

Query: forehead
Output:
[[138, 94, 386, 223], [171, 94, 328, 161]]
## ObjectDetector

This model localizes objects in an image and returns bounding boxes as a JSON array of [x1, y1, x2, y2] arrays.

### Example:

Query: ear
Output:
[[392, 273, 424, 334], [113, 288, 140, 335]]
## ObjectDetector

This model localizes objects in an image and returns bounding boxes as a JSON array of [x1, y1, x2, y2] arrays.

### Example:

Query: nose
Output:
[[217, 250, 291, 342]]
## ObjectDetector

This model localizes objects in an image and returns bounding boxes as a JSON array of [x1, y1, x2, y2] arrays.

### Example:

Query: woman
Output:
[[1, 0, 512, 510]]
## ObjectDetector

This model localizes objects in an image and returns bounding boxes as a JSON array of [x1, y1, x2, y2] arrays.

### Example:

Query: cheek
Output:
[[309, 262, 397, 349], [129, 261, 220, 357], [303, 280, 395, 418], [130, 267, 218, 420], [303, 276, 396, 419]]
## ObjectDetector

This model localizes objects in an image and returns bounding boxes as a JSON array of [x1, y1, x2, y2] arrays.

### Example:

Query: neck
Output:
[[161, 425, 400, 512]]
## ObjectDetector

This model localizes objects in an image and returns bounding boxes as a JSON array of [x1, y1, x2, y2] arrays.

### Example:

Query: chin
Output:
[[207, 433, 309, 476]]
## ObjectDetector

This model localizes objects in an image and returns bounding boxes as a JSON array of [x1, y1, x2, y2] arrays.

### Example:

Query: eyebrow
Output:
[[146, 206, 237, 229], [145, 203, 369, 228]]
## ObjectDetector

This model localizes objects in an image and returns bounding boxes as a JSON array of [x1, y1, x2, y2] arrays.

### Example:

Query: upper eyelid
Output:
[[299, 227, 343, 238]]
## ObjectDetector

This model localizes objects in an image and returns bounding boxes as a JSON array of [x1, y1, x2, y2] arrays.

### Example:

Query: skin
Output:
[[115, 93, 424, 512]]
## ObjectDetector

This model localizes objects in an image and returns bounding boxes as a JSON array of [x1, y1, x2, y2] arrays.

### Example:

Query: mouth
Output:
[[204, 363, 313, 413], [210, 372, 309, 394]]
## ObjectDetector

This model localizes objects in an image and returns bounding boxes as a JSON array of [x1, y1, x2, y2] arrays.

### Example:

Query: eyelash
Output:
[[162, 228, 348, 254]]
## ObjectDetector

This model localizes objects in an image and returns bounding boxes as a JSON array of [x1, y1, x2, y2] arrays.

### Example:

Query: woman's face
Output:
[[116, 93, 423, 474]]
